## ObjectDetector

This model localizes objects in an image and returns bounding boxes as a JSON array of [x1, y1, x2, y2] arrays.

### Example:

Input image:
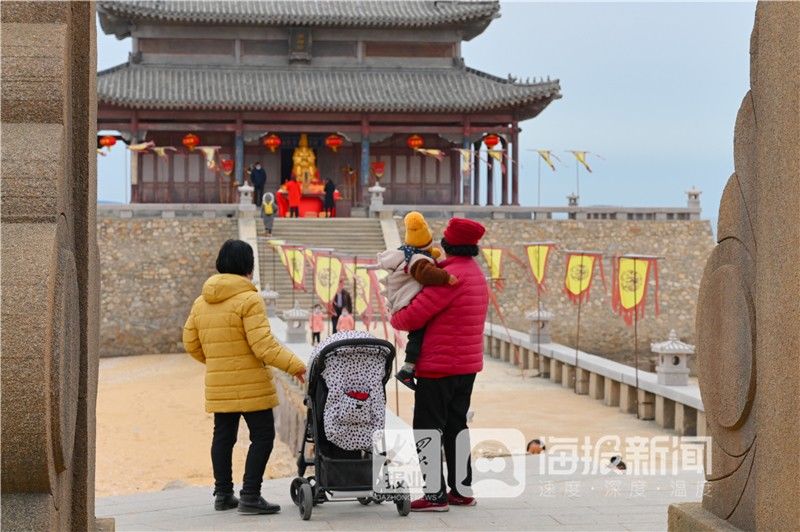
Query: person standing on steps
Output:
[[285, 175, 301, 218], [260, 192, 276, 236], [390, 217, 489, 512], [250, 162, 267, 207], [331, 287, 353, 332], [323, 178, 336, 218], [183, 239, 306, 515]]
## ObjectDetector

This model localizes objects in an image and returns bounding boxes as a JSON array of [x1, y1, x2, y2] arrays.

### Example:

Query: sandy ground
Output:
[[97, 338, 670, 497], [96, 354, 296, 497]]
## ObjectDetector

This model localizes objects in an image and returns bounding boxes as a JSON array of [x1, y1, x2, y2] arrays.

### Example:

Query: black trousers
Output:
[[311, 331, 321, 345], [331, 315, 339, 333], [253, 183, 265, 206], [404, 328, 426, 364], [413, 374, 475, 501], [211, 409, 275, 496]]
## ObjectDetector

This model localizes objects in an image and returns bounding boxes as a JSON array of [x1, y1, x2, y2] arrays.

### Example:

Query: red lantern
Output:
[[371, 161, 386, 179], [263, 134, 282, 153], [182, 133, 200, 151], [407, 134, 424, 150], [325, 134, 343, 152], [220, 158, 234, 176], [483, 133, 500, 149], [99, 135, 117, 148]]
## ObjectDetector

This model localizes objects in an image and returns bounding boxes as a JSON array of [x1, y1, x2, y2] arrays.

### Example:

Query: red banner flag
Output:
[[611, 255, 660, 326], [563, 251, 605, 304]]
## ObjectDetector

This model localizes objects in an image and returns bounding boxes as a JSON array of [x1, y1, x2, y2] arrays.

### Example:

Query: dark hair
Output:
[[527, 438, 546, 451], [215, 239, 254, 276], [441, 237, 479, 257]]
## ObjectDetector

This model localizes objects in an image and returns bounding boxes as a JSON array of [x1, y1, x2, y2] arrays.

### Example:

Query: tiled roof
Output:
[[97, 64, 561, 118], [97, 1, 500, 29], [651, 330, 695, 354]]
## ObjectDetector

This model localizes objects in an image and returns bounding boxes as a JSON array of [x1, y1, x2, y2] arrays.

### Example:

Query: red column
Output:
[[512, 123, 520, 205], [486, 147, 494, 206]]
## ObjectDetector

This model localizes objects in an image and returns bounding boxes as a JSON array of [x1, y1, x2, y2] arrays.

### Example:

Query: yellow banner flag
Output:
[[537, 150, 558, 171], [564, 252, 604, 304], [487, 150, 504, 163], [314, 255, 342, 304], [481, 247, 503, 280], [353, 268, 372, 316], [612, 256, 659, 325], [526, 244, 554, 290], [283, 247, 306, 289], [456, 148, 471, 174], [267, 239, 287, 267], [568, 150, 592, 173]]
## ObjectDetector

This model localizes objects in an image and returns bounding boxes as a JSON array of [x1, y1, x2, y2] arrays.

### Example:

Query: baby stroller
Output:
[[291, 331, 411, 520]]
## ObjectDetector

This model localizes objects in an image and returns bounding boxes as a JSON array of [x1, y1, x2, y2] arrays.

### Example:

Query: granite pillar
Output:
[[670, 3, 800, 530], [1, 2, 100, 529]]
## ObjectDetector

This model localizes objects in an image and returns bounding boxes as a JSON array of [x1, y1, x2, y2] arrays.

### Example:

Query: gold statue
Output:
[[291, 134, 320, 191]]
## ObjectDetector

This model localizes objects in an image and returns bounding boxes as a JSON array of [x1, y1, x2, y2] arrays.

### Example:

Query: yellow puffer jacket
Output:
[[182, 274, 305, 413]]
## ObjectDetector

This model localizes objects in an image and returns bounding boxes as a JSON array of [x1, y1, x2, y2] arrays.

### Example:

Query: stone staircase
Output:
[[256, 217, 389, 312]]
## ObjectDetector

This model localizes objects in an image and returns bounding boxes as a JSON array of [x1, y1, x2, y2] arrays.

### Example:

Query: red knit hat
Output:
[[443, 217, 486, 246]]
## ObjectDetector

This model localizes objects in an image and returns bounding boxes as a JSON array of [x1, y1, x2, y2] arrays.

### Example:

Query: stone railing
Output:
[[372, 204, 701, 221], [483, 323, 706, 436], [98, 203, 241, 219]]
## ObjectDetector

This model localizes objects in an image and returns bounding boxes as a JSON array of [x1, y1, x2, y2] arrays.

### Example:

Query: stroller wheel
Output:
[[357, 497, 371, 506], [396, 497, 410, 517], [298, 483, 313, 520], [372, 497, 384, 504], [289, 477, 305, 505]]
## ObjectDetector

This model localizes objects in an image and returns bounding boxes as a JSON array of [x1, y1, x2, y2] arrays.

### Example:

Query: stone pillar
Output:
[[549, 359, 562, 383], [637, 389, 655, 420], [575, 368, 590, 395], [589, 373, 604, 400], [655, 396, 676, 429], [1, 2, 101, 530], [500, 136, 509, 206], [462, 137, 471, 205], [670, 4, 800, 530], [486, 148, 494, 206], [360, 137, 370, 188], [619, 384, 637, 414], [674, 404, 697, 436], [604, 379, 620, 407]]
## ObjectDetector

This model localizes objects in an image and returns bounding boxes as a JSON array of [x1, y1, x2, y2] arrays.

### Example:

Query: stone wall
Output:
[[98, 218, 237, 357], [402, 219, 714, 361]]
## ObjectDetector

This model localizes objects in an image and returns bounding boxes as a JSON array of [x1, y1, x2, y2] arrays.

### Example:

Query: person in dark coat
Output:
[[250, 162, 267, 207], [331, 288, 353, 332], [323, 178, 336, 218]]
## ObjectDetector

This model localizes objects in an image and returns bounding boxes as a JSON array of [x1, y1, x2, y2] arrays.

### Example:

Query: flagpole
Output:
[[327, 250, 333, 335], [575, 159, 580, 201], [353, 255, 358, 328], [633, 256, 640, 420], [574, 253, 585, 393], [535, 246, 542, 376], [291, 248, 296, 309], [537, 156, 542, 207]]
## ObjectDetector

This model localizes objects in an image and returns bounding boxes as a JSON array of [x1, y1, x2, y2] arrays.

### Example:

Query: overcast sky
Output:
[[97, 1, 756, 225]]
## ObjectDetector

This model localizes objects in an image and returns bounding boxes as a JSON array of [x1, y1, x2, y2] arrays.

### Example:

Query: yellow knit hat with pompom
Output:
[[404, 211, 433, 249]]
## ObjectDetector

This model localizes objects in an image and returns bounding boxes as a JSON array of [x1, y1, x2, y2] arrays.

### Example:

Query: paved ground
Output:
[[97, 454, 703, 531]]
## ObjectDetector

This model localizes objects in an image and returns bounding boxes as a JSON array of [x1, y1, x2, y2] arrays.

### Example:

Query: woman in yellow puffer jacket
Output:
[[183, 239, 306, 516]]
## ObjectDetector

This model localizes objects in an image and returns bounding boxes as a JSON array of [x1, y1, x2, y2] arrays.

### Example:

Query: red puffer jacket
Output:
[[390, 255, 488, 378]]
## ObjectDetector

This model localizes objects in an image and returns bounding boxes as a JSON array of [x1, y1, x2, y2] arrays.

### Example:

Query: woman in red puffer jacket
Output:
[[390, 217, 488, 512]]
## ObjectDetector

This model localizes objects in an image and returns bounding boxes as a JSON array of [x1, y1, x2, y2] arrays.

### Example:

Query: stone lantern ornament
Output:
[[260, 286, 279, 317], [283, 303, 309, 344], [651, 329, 694, 386], [525, 308, 554, 344]]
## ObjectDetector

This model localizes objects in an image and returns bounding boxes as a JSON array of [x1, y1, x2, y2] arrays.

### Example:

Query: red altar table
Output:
[[276, 188, 342, 217]]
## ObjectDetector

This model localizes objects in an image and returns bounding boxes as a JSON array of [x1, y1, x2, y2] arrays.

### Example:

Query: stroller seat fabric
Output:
[[309, 331, 387, 451]]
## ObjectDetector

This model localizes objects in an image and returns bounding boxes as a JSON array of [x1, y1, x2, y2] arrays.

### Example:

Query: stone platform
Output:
[[97, 455, 703, 531]]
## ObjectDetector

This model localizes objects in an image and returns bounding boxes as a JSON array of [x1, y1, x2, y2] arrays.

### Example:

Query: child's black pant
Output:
[[312, 332, 321, 344], [211, 409, 275, 496], [404, 327, 426, 364]]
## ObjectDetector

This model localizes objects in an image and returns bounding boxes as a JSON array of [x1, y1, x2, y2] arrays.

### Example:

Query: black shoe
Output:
[[395, 367, 417, 390], [238, 494, 281, 515], [214, 492, 239, 511]]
